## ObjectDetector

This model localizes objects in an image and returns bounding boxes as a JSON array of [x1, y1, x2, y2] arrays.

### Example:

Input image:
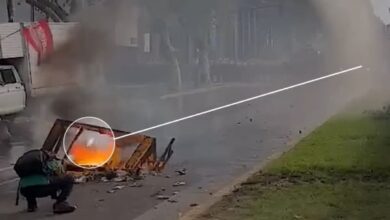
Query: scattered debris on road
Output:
[[74, 176, 87, 184], [175, 168, 187, 176], [40, 119, 176, 185], [112, 185, 125, 190], [106, 185, 126, 193], [173, 181, 186, 187], [150, 191, 161, 197], [168, 199, 178, 203], [190, 203, 198, 207], [157, 195, 170, 200], [112, 177, 126, 182], [115, 170, 128, 177], [129, 182, 143, 187]]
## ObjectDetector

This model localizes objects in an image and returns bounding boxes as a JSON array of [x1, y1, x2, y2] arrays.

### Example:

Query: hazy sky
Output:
[[0, 0, 389, 27]]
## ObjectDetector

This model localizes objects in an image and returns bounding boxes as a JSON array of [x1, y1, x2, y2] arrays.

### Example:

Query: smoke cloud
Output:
[[28, 1, 124, 146]]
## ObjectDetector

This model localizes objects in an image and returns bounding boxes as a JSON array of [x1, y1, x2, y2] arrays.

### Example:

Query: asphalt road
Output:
[[0, 67, 371, 219]]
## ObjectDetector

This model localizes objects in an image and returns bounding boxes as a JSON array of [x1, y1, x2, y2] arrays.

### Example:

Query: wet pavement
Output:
[[0, 67, 371, 219]]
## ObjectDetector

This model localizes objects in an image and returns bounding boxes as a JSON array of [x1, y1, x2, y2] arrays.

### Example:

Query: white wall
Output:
[[0, 21, 79, 95], [0, 23, 23, 58], [114, 1, 139, 47], [28, 22, 79, 96]]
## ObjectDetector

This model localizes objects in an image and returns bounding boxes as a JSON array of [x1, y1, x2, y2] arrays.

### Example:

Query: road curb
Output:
[[179, 141, 297, 220]]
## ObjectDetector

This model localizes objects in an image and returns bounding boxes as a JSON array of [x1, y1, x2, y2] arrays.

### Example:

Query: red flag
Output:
[[22, 20, 54, 64]]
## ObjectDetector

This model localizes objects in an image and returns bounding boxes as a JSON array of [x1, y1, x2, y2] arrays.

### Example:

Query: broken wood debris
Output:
[[112, 177, 126, 182], [112, 185, 125, 190], [129, 182, 143, 187], [168, 199, 178, 203], [74, 176, 87, 184], [173, 181, 186, 187], [157, 195, 170, 200], [40, 119, 176, 184], [175, 168, 187, 176]]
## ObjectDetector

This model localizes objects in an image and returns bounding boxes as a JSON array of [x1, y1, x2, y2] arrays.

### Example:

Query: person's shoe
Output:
[[51, 192, 58, 200], [53, 201, 76, 214], [27, 204, 37, 212], [27, 199, 38, 212]]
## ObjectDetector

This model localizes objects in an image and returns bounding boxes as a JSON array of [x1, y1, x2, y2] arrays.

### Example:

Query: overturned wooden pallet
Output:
[[42, 119, 174, 175]]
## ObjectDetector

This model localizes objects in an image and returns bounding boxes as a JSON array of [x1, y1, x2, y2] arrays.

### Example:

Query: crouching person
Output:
[[14, 150, 76, 214]]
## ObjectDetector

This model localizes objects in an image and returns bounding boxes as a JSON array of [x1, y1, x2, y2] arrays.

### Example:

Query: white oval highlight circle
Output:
[[63, 116, 116, 169]]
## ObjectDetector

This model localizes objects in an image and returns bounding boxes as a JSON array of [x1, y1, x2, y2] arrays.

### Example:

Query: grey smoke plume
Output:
[[312, 0, 389, 84], [29, 1, 122, 146]]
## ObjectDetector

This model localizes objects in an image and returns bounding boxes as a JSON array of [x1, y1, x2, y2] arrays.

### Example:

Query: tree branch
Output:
[[25, 0, 68, 22], [41, 0, 69, 20]]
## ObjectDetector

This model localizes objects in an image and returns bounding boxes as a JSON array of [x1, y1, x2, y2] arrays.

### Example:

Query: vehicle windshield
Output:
[[0, 68, 16, 85]]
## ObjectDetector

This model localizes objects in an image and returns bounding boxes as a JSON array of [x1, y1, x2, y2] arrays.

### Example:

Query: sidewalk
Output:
[[198, 108, 390, 220]]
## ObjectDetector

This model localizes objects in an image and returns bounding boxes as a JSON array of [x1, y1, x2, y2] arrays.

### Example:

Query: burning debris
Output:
[[41, 119, 175, 182]]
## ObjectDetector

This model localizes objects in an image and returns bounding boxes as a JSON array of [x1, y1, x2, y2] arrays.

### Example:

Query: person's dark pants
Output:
[[20, 175, 74, 208]]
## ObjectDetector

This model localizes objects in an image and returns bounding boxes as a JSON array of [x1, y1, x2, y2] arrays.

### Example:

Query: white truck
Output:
[[0, 22, 80, 142], [0, 22, 78, 117], [0, 65, 25, 116], [0, 65, 23, 141]]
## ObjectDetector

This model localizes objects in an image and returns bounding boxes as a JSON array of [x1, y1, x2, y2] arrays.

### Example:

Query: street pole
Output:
[[31, 2, 35, 22], [6, 0, 14, 22]]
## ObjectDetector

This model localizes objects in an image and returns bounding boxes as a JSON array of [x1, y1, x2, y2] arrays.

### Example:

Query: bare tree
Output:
[[25, 0, 70, 22], [142, 0, 240, 87], [143, 0, 183, 89], [172, 0, 233, 85], [175, 0, 217, 84]]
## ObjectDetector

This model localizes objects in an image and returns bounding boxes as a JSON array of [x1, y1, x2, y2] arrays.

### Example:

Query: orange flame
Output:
[[69, 142, 115, 167]]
